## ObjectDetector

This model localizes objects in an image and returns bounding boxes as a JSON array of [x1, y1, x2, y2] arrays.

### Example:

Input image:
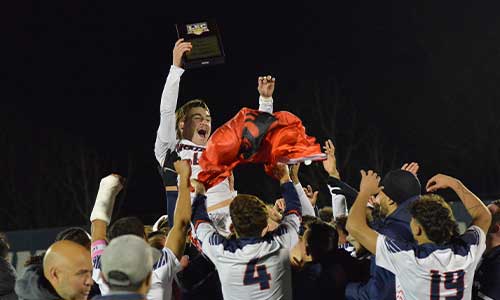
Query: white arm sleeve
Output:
[[196, 222, 225, 263], [154, 65, 184, 166], [328, 185, 348, 220], [273, 214, 301, 249], [258, 96, 273, 113], [294, 182, 316, 217]]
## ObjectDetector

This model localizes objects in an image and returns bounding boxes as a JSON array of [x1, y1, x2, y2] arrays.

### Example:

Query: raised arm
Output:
[[273, 163, 302, 218], [323, 139, 358, 209], [154, 39, 192, 166], [290, 163, 316, 216], [346, 170, 382, 254], [90, 174, 124, 242], [164, 160, 192, 259], [257, 75, 275, 113], [426, 174, 492, 234]]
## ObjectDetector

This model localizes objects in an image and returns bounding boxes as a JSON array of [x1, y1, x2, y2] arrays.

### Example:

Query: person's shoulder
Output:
[[91, 293, 144, 300], [379, 218, 413, 242]]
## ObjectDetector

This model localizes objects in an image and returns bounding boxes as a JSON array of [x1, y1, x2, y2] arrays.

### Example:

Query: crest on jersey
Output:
[[186, 22, 209, 35], [240, 111, 276, 159]]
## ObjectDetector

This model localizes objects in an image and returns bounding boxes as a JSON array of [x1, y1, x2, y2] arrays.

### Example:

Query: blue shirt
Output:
[[345, 196, 418, 300], [473, 245, 500, 300]]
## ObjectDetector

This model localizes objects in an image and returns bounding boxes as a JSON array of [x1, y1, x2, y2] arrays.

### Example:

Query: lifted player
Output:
[[154, 39, 276, 235]]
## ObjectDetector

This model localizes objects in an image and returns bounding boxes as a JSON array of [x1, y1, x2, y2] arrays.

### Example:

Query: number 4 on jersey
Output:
[[244, 258, 272, 290]]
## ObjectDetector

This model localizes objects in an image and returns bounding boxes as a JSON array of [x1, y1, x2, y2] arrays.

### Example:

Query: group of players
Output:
[[11, 39, 499, 300], [92, 40, 493, 299]]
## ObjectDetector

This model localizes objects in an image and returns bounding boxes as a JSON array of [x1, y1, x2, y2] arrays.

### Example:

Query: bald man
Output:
[[15, 240, 93, 300]]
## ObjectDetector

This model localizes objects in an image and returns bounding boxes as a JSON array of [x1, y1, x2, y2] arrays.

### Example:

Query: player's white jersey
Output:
[[376, 225, 486, 300], [91, 240, 180, 300], [175, 139, 233, 209], [192, 181, 301, 300], [154, 65, 273, 235], [195, 215, 300, 300]]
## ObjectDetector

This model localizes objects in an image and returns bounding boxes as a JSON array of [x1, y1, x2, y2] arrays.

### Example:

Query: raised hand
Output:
[[359, 170, 382, 195], [303, 185, 319, 206], [272, 162, 291, 184], [257, 75, 276, 98], [426, 174, 459, 192], [173, 38, 193, 68], [274, 198, 286, 213], [290, 163, 300, 184], [174, 159, 192, 179], [322, 139, 340, 179], [401, 162, 419, 176], [99, 174, 125, 197]]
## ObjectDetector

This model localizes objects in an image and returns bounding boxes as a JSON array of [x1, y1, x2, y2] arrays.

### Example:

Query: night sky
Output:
[[2, 1, 500, 230]]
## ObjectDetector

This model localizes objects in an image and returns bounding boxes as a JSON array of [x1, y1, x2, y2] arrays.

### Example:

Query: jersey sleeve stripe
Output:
[[281, 182, 302, 216], [191, 194, 211, 225]]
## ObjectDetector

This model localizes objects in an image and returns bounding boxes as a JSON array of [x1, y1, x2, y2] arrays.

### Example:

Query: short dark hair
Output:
[[108, 217, 145, 241], [0, 233, 9, 258], [55, 227, 91, 249], [305, 221, 339, 261], [409, 194, 459, 245], [333, 215, 348, 235], [299, 215, 321, 237], [24, 253, 45, 267], [318, 207, 333, 223], [230, 194, 268, 238], [176, 99, 210, 139]]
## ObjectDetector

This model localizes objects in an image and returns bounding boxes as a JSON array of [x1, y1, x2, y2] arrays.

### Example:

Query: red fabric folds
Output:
[[198, 107, 324, 189]]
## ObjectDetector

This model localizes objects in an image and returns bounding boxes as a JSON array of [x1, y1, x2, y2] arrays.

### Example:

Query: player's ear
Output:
[[179, 119, 185, 131], [490, 223, 500, 234], [416, 225, 422, 237]]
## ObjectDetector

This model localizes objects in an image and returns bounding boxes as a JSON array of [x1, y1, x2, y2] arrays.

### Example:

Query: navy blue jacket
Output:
[[473, 245, 500, 300], [293, 251, 348, 300], [91, 293, 144, 300], [345, 196, 418, 300]]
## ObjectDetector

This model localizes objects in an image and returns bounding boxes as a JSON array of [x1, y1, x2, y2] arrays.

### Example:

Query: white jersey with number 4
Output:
[[376, 225, 486, 300], [192, 181, 302, 300], [196, 214, 300, 300]]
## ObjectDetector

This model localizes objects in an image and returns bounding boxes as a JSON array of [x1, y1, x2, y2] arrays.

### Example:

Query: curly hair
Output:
[[409, 194, 459, 245], [175, 99, 210, 139], [230, 194, 268, 238]]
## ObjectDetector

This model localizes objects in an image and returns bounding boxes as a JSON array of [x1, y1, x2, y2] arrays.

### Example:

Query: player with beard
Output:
[[154, 39, 276, 235], [347, 171, 491, 300]]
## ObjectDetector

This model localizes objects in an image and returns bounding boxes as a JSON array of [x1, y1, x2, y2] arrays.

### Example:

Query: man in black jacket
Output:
[[15, 240, 93, 300]]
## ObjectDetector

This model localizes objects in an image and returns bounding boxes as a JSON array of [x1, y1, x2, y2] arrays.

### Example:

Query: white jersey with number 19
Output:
[[376, 225, 486, 300]]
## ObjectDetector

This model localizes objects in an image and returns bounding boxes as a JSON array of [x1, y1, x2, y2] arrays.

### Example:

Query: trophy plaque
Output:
[[175, 20, 225, 69]]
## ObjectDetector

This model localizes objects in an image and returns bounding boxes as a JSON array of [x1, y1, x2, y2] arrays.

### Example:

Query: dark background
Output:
[[2, 1, 500, 230]]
